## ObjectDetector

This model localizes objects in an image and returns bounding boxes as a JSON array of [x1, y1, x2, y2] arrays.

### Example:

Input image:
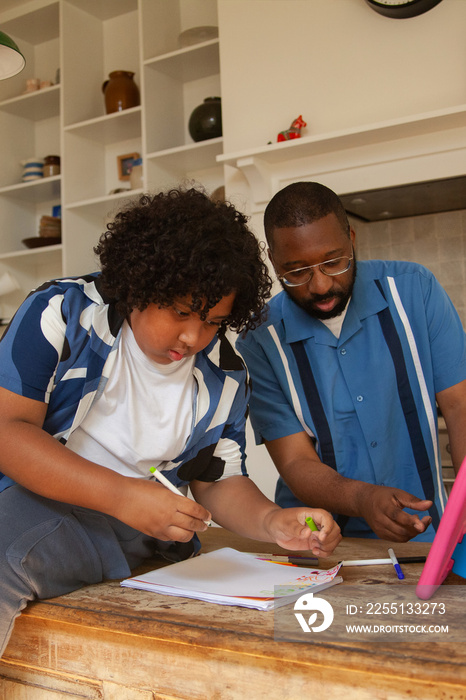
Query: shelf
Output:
[[0, 85, 60, 121], [1, 2, 59, 45], [218, 104, 466, 167], [0, 177, 61, 202], [64, 108, 142, 144], [141, 0, 219, 61], [147, 138, 223, 171], [0, 0, 222, 293], [144, 40, 220, 82], [0, 244, 62, 262], [66, 189, 140, 213], [218, 105, 466, 207], [65, 0, 137, 21]]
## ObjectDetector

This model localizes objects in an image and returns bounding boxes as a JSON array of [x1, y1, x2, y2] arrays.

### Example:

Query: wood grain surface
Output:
[[0, 529, 464, 699]]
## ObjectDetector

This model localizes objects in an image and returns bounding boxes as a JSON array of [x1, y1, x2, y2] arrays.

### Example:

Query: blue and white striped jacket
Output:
[[0, 273, 249, 493]]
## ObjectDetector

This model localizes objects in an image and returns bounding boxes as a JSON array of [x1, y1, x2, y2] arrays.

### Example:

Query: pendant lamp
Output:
[[0, 30, 25, 80]]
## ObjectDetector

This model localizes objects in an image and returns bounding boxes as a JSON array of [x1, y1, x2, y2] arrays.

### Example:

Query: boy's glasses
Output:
[[278, 254, 354, 287]]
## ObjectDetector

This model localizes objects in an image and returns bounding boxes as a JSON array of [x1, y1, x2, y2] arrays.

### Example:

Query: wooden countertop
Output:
[[1, 529, 465, 699]]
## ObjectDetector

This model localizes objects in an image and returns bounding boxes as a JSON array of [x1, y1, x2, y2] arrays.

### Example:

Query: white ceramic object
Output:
[[178, 25, 218, 48]]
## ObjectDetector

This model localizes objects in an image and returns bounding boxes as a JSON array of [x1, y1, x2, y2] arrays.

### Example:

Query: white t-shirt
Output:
[[67, 321, 195, 478], [320, 301, 349, 338]]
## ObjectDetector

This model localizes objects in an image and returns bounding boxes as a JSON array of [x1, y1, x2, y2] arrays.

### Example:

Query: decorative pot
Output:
[[102, 70, 140, 114], [21, 157, 44, 181], [43, 155, 60, 177], [188, 96, 222, 142]]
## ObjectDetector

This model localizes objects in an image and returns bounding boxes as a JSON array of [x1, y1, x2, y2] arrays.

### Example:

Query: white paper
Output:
[[121, 548, 343, 610]]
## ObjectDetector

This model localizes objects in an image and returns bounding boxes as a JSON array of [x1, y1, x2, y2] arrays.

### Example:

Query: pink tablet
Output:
[[416, 455, 466, 600]]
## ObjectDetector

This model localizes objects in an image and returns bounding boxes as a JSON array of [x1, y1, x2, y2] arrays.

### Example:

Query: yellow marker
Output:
[[305, 516, 318, 532]]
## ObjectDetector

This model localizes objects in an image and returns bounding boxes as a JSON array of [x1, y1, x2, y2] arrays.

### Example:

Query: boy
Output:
[[0, 187, 341, 656]]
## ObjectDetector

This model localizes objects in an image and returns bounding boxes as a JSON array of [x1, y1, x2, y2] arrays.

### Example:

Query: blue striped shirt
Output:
[[237, 260, 466, 541]]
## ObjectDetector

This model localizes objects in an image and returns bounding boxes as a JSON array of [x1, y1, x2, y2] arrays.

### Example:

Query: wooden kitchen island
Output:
[[0, 529, 465, 699]]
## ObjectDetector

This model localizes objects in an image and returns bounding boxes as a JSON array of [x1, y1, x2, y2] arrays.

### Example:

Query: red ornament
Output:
[[277, 115, 307, 142]]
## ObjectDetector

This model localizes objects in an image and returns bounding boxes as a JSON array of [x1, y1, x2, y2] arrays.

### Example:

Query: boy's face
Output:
[[129, 292, 236, 365]]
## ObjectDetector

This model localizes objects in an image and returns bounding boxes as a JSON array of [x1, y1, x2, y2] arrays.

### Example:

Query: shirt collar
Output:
[[281, 261, 389, 345]]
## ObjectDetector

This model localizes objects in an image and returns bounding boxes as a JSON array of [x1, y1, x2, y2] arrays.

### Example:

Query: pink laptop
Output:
[[416, 455, 466, 600]]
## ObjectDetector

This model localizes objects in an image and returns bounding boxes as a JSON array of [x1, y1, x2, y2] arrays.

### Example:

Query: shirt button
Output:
[[357, 395, 363, 402], [371, 441, 377, 448], [340, 348, 346, 355]]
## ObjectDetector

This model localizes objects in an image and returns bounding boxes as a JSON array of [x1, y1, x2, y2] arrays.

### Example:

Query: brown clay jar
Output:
[[102, 71, 140, 114], [43, 155, 60, 177]]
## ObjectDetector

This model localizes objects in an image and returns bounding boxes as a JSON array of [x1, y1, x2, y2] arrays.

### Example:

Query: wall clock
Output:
[[365, 0, 444, 19]]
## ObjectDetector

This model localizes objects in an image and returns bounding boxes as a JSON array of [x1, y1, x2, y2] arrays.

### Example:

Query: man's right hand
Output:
[[358, 484, 433, 541]]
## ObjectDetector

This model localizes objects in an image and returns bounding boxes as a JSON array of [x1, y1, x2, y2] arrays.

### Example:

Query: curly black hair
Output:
[[94, 187, 272, 332]]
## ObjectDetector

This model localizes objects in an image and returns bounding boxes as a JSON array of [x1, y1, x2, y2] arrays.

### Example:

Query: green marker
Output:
[[305, 516, 318, 532]]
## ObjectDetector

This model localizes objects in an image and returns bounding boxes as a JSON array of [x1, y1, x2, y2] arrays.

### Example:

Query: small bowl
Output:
[[178, 25, 218, 48], [22, 236, 61, 248]]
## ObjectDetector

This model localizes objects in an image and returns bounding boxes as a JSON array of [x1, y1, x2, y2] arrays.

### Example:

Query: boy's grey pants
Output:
[[0, 485, 193, 658]]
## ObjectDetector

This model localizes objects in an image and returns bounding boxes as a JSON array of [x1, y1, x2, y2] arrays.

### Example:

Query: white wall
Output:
[[218, 0, 466, 153], [217, 0, 466, 501]]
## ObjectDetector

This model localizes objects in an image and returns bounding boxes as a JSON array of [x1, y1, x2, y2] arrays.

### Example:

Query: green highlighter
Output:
[[305, 516, 318, 532]]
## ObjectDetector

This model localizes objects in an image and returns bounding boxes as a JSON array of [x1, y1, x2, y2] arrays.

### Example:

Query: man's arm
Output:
[[437, 379, 466, 475], [265, 431, 432, 542]]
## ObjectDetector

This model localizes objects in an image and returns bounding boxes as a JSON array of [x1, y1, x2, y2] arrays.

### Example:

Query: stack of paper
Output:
[[121, 547, 343, 611]]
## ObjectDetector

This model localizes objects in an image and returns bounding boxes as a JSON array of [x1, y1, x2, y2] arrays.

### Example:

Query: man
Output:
[[237, 181, 466, 542]]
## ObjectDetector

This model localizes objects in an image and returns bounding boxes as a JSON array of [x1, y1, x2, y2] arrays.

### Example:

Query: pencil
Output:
[[150, 467, 211, 527]]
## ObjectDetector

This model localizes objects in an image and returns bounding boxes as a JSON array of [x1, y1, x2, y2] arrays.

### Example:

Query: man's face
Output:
[[269, 213, 356, 320]]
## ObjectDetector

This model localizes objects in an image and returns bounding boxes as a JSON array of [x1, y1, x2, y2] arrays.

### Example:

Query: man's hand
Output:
[[263, 507, 342, 557], [358, 485, 432, 541]]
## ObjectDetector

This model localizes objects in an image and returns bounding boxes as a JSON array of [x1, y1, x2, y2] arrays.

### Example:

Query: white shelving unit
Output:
[[0, 0, 222, 321]]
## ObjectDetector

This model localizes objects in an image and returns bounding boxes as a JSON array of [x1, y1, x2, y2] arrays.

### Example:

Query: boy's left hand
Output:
[[264, 508, 342, 557]]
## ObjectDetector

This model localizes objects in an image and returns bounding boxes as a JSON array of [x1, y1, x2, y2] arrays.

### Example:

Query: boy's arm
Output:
[[190, 475, 341, 556], [266, 431, 432, 542], [0, 387, 210, 541]]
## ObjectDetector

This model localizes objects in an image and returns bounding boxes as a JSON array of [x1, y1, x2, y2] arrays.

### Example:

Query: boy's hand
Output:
[[112, 479, 211, 542], [264, 507, 341, 557]]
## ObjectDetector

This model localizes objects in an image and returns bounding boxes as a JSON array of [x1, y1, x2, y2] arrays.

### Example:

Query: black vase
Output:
[[188, 97, 222, 142]]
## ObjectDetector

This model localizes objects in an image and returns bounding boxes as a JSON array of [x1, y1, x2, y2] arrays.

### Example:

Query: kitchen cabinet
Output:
[[0, 0, 222, 324]]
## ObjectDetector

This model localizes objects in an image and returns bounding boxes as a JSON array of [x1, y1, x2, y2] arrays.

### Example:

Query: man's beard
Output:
[[282, 257, 357, 321]]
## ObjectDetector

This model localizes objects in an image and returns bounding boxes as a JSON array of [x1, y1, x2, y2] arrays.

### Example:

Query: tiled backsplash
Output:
[[353, 209, 466, 328]]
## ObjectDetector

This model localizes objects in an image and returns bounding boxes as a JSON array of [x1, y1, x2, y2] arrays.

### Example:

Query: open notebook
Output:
[[121, 547, 343, 611]]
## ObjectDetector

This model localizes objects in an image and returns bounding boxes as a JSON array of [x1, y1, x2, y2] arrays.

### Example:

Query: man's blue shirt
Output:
[[237, 260, 466, 541]]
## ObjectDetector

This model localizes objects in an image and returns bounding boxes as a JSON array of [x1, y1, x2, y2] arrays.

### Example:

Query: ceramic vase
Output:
[[188, 97, 222, 142], [102, 71, 140, 114]]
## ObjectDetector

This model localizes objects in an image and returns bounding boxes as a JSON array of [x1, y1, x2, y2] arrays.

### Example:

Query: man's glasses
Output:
[[277, 253, 354, 287]]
